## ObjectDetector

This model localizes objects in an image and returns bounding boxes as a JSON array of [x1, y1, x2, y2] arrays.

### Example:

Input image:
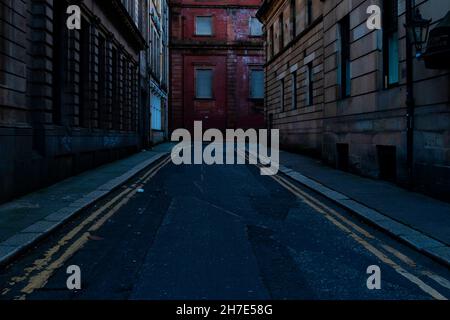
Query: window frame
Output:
[[269, 25, 275, 58], [382, 0, 399, 89], [249, 68, 265, 100], [195, 16, 214, 37], [79, 17, 90, 128], [339, 15, 351, 99], [97, 34, 107, 129], [195, 68, 214, 100], [305, 63, 314, 106], [249, 17, 263, 37], [290, 0, 297, 39], [307, 0, 313, 26], [278, 14, 284, 52], [291, 71, 297, 109]]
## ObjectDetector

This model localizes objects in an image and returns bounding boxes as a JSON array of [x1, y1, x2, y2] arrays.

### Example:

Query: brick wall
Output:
[[169, 0, 265, 132]]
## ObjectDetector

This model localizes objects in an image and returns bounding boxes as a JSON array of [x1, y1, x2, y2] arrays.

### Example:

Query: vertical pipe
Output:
[[405, 0, 415, 189]]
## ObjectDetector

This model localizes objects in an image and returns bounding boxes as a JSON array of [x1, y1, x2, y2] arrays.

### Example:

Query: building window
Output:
[[307, 0, 313, 25], [52, 0, 67, 125], [195, 16, 213, 36], [291, 71, 297, 109], [290, 0, 296, 39], [151, 94, 162, 131], [306, 63, 313, 106], [278, 14, 284, 51], [98, 35, 106, 129], [280, 78, 285, 110], [112, 48, 120, 130], [79, 18, 90, 128], [339, 15, 351, 99], [383, 0, 399, 88], [269, 25, 275, 57], [250, 17, 263, 36], [122, 57, 129, 131], [250, 69, 264, 99], [196, 69, 213, 99]]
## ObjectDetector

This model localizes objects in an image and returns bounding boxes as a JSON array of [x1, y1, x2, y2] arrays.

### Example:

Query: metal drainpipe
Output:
[[405, 0, 415, 189]]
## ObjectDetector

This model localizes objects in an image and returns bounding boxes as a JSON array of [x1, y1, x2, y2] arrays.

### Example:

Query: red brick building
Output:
[[169, 0, 265, 132]]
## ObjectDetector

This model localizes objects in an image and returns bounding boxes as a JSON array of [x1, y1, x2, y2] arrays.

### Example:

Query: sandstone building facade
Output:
[[258, 0, 450, 199], [0, 0, 146, 203]]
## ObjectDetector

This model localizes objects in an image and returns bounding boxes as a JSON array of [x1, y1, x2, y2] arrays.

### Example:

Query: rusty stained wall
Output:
[[169, 0, 265, 132]]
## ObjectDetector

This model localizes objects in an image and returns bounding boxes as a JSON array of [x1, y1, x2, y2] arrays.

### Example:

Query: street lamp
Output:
[[406, 8, 432, 58]]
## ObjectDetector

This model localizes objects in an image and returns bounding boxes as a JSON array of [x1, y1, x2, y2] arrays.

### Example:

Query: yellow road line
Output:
[[3, 156, 171, 299], [268, 169, 448, 300], [381, 244, 417, 268], [2, 187, 134, 295], [18, 189, 139, 297], [422, 271, 450, 291], [272, 174, 375, 239]]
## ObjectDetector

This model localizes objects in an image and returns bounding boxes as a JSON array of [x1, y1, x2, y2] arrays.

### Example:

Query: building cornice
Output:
[[170, 41, 264, 50], [96, 0, 146, 51], [256, 0, 277, 21]]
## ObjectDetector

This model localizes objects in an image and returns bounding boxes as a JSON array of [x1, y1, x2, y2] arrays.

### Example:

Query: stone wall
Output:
[[0, 0, 145, 204], [263, 0, 324, 156], [258, 0, 450, 200]]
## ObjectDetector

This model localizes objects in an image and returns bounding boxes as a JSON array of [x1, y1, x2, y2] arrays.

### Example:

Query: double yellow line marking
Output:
[[246, 153, 449, 300], [2, 155, 172, 300], [272, 174, 448, 300]]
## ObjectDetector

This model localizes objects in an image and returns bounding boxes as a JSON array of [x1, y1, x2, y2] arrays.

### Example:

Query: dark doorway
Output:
[[336, 143, 349, 172], [377, 145, 397, 182]]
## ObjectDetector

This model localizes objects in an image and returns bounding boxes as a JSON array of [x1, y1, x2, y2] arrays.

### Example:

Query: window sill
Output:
[[383, 82, 400, 90], [195, 98, 215, 101]]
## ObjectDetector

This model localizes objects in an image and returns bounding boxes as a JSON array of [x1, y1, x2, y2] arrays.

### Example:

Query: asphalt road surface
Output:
[[1, 156, 449, 300]]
